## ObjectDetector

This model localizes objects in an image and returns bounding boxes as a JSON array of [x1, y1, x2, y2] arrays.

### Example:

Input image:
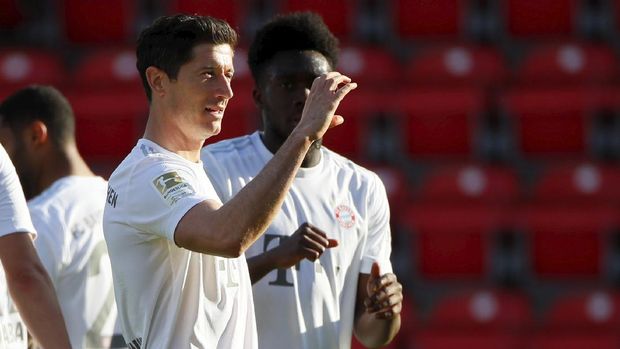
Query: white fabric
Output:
[[202, 132, 393, 349], [103, 139, 257, 349], [29, 176, 123, 349], [0, 144, 35, 349]]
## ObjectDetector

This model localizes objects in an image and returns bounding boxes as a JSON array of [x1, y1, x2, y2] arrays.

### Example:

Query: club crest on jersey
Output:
[[335, 204, 356, 229], [152, 171, 195, 206]]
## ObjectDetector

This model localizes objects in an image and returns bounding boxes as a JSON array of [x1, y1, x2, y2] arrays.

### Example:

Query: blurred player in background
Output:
[[201, 12, 402, 349], [103, 14, 356, 348], [0, 149, 70, 347], [0, 85, 124, 349]]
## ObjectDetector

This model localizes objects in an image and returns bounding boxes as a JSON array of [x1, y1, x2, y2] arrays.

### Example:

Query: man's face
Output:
[[257, 50, 332, 141], [164, 43, 235, 140], [0, 125, 38, 200]]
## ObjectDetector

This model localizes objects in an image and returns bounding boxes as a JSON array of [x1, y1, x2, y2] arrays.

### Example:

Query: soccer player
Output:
[[0, 85, 124, 349], [201, 12, 403, 349], [0, 147, 71, 348], [102, 14, 356, 348]]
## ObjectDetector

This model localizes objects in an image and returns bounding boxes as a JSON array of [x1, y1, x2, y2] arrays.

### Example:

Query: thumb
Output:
[[371, 262, 381, 279], [327, 239, 339, 248], [329, 115, 344, 129]]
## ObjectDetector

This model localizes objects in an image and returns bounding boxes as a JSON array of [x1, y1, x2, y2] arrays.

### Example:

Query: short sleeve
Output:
[[201, 148, 234, 203], [0, 145, 36, 238], [122, 158, 219, 241], [360, 173, 393, 275]]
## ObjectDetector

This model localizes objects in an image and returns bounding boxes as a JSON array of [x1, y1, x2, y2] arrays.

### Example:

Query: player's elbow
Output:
[[5, 261, 51, 297]]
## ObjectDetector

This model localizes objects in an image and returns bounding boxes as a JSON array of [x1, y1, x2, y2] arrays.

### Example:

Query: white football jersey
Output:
[[202, 132, 393, 349], [28, 176, 123, 349], [103, 139, 257, 349], [0, 144, 35, 349]]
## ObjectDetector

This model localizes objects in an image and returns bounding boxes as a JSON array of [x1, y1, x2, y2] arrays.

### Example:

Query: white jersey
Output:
[[202, 132, 393, 349], [103, 139, 257, 349], [0, 144, 35, 349], [28, 176, 124, 349]]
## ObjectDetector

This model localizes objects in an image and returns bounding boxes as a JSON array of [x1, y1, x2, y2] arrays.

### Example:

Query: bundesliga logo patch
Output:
[[335, 204, 356, 229], [153, 171, 195, 206]]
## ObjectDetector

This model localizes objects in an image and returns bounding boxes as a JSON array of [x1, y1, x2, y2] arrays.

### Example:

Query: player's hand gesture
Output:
[[295, 72, 357, 142], [364, 262, 403, 320], [274, 222, 338, 268]]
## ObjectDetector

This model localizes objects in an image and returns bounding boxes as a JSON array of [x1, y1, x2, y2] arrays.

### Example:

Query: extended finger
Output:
[[312, 72, 341, 88], [304, 228, 332, 247], [334, 82, 358, 101], [301, 234, 330, 253], [328, 115, 344, 129], [326, 74, 352, 91]]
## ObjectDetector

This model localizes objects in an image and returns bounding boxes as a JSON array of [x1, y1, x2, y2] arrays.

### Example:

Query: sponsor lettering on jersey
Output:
[[107, 186, 118, 208], [335, 204, 356, 229], [152, 171, 195, 206]]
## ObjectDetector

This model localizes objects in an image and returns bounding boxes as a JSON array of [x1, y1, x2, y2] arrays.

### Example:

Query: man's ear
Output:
[[146, 66, 168, 99], [252, 87, 262, 108], [28, 120, 48, 147]]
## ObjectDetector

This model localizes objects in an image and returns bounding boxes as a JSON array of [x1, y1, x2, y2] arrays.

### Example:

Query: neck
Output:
[[37, 143, 94, 196], [143, 107, 203, 163], [260, 130, 321, 168]]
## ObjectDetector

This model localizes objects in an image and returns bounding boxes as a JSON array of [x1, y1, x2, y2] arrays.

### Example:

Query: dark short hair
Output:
[[136, 14, 238, 101], [248, 12, 339, 86], [0, 85, 74, 146]]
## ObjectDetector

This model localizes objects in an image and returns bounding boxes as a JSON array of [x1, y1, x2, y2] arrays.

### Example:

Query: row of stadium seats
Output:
[[3, 0, 620, 44], [360, 288, 620, 349], [2, 42, 620, 88], [371, 162, 620, 282], [3, 46, 620, 162]]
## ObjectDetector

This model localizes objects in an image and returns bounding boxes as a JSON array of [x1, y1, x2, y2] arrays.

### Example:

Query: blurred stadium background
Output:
[[3, 0, 620, 348]]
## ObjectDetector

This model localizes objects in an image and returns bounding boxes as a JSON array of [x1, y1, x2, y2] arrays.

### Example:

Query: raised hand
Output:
[[273, 222, 338, 269], [295, 72, 357, 142], [364, 262, 403, 320]]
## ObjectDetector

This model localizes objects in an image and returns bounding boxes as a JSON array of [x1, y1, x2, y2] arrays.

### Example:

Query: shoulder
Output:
[[202, 134, 255, 160], [322, 148, 383, 186]]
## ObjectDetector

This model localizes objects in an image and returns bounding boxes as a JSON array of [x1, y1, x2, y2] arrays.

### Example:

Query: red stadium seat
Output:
[[417, 164, 519, 204], [407, 45, 507, 86], [167, 0, 241, 30], [414, 332, 521, 349], [61, 0, 137, 44], [505, 0, 578, 37], [518, 205, 618, 279], [502, 87, 614, 156], [392, 0, 466, 39], [526, 333, 620, 349], [426, 289, 532, 329], [517, 43, 617, 85], [71, 47, 141, 89], [404, 205, 505, 279], [64, 88, 148, 161], [533, 162, 620, 204], [336, 46, 401, 86], [395, 87, 485, 158], [321, 88, 386, 159], [0, 0, 25, 28], [0, 49, 65, 90], [280, 0, 354, 39], [544, 290, 620, 329]]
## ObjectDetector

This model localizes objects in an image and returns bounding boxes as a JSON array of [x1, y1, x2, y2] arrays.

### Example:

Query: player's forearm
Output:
[[7, 260, 71, 348], [353, 312, 400, 349], [198, 131, 312, 256], [247, 249, 281, 284]]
